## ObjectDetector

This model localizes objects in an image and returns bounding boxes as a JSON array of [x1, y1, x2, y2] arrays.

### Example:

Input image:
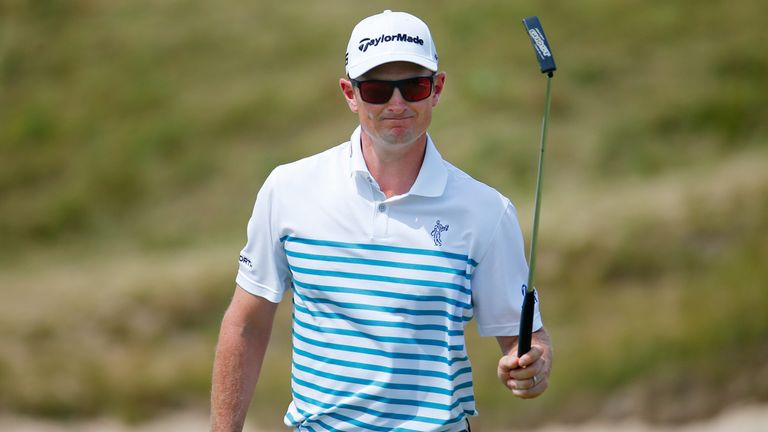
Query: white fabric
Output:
[[236, 126, 543, 431]]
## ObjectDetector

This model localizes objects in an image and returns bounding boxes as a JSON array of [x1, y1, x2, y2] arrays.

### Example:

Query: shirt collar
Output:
[[347, 125, 448, 198], [348, 126, 369, 176]]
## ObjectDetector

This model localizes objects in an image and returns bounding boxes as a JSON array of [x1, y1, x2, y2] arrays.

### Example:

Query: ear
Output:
[[339, 78, 359, 113], [431, 72, 446, 107]]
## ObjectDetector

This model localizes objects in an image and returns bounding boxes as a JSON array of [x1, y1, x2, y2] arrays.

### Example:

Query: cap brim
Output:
[[347, 53, 438, 79]]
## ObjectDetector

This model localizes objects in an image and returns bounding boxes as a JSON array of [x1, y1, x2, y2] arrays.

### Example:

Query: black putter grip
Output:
[[517, 289, 536, 357]]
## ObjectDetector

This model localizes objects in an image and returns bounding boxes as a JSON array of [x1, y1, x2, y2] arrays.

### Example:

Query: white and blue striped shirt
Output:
[[237, 127, 542, 432]]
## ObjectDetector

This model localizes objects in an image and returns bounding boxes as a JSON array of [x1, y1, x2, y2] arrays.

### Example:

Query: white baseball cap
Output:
[[345, 10, 439, 79]]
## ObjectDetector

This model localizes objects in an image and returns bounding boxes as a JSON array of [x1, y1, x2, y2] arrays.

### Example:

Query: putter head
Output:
[[522, 16, 556, 75]]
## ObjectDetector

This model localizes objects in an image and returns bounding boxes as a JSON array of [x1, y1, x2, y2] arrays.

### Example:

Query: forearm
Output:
[[211, 290, 276, 432]]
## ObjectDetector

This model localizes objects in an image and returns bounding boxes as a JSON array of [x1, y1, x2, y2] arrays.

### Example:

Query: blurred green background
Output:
[[1, 0, 767, 430]]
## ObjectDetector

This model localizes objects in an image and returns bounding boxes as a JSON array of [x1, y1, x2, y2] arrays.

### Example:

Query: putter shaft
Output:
[[517, 73, 553, 357], [526, 72, 553, 294]]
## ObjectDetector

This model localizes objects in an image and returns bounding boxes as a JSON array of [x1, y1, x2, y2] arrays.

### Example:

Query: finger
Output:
[[497, 355, 520, 373], [506, 376, 534, 391], [497, 356, 518, 387], [518, 345, 543, 368], [511, 378, 538, 390], [512, 376, 548, 399], [513, 387, 538, 398], [507, 358, 544, 380]]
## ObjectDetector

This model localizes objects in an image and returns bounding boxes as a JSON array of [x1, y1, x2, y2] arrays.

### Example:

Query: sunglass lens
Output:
[[401, 77, 433, 102], [357, 76, 434, 104], [359, 81, 395, 104]]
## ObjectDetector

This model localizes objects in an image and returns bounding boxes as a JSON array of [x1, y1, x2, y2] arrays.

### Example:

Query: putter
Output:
[[517, 16, 556, 358]]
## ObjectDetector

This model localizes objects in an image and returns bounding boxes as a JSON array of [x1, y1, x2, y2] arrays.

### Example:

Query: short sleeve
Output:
[[471, 202, 543, 336], [235, 169, 291, 303]]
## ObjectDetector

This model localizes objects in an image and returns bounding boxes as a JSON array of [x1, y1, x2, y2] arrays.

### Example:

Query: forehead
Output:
[[360, 61, 432, 80]]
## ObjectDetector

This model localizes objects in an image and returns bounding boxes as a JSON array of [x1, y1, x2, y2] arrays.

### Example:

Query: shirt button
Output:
[[378, 203, 387, 212]]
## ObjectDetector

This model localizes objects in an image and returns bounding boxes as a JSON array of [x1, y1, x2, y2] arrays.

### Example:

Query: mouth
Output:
[[382, 115, 414, 122]]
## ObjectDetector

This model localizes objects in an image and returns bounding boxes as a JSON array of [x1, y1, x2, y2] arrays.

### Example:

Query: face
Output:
[[340, 62, 446, 152]]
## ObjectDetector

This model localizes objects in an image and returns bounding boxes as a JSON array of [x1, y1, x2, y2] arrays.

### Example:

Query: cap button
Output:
[[383, 9, 392, 13]]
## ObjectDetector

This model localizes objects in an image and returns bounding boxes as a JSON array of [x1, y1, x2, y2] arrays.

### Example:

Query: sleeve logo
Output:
[[239, 254, 253, 269]]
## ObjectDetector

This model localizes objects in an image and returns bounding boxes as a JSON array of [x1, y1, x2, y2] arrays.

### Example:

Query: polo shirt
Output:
[[237, 126, 543, 432]]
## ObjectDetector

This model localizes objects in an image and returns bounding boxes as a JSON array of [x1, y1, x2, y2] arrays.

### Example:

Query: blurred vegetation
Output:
[[1, 0, 767, 430]]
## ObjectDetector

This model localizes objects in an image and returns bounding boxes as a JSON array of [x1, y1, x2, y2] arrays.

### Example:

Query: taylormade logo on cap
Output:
[[358, 33, 425, 52], [345, 10, 438, 79]]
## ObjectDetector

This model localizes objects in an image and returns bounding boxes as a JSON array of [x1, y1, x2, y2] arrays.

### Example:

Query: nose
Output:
[[385, 88, 408, 113]]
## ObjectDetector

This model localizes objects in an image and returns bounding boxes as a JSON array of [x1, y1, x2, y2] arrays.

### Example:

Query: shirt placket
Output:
[[365, 175, 389, 239]]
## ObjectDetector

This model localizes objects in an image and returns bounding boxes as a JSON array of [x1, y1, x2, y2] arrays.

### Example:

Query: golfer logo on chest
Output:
[[431, 219, 449, 246]]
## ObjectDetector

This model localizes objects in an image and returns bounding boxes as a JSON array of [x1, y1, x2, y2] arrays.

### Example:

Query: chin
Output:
[[384, 134, 415, 146], [385, 126, 421, 143]]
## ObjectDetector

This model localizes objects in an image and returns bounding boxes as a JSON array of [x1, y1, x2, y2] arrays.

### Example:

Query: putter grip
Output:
[[517, 289, 537, 357]]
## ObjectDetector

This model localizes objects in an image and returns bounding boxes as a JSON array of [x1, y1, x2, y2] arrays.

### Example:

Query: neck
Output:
[[361, 132, 427, 199]]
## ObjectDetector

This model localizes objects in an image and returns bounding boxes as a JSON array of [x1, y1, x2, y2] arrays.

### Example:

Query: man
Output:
[[212, 10, 553, 432]]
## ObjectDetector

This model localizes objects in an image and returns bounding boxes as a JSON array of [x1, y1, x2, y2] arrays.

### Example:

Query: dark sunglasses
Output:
[[350, 74, 436, 104]]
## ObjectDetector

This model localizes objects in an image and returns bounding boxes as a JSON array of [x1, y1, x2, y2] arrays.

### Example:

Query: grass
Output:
[[1, 0, 767, 429]]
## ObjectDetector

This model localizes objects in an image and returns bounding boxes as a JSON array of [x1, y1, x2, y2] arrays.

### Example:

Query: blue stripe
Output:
[[323, 410, 420, 432], [328, 411, 419, 432], [293, 277, 472, 310], [293, 315, 465, 351], [293, 402, 467, 432], [292, 287, 472, 323], [293, 361, 465, 396], [323, 410, 474, 432], [293, 346, 473, 381], [290, 265, 471, 295], [286, 249, 471, 279], [286, 411, 297, 424], [293, 406, 347, 432], [293, 375, 475, 412], [313, 419, 337, 432], [292, 330, 469, 366], [294, 302, 464, 336], [313, 419, 336, 432], [281, 235, 479, 267], [454, 380, 475, 392], [294, 392, 452, 426]]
